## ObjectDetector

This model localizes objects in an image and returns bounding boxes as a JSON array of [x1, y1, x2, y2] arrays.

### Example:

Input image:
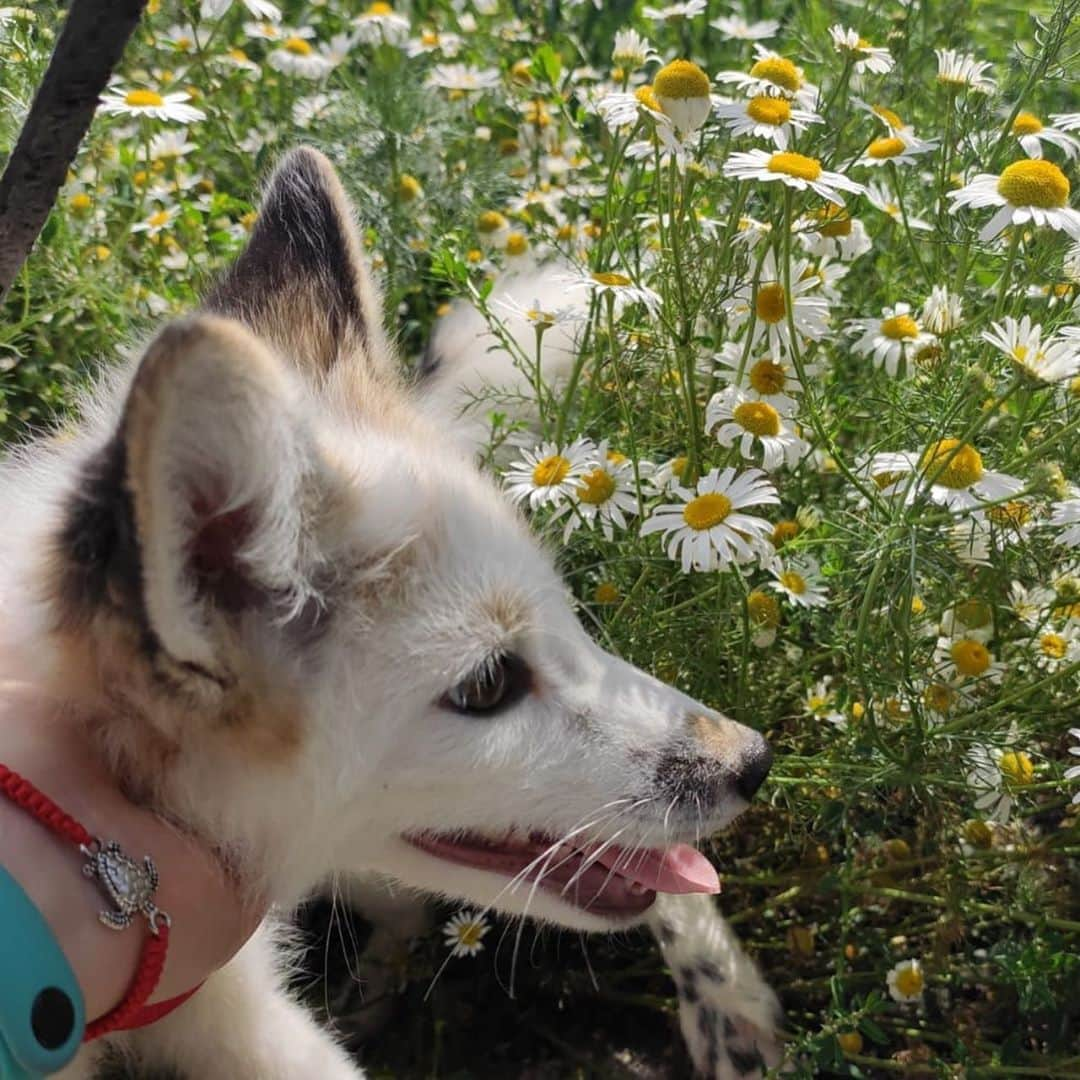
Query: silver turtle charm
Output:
[[80, 839, 170, 935]]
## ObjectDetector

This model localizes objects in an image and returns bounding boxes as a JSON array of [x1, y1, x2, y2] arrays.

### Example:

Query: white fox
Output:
[[0, 148, 780, 1079]]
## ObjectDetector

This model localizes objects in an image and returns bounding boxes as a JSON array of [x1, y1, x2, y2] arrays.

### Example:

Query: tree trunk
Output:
[[0, 0, 147, 303]]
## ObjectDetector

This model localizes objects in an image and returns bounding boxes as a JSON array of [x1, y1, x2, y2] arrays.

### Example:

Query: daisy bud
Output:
[[1031, 460, 1068, 499], [837, 1032, 863, 1056], [652, 59, 712, 135]]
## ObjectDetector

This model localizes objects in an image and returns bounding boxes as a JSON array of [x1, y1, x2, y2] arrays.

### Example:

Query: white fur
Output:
[[1, 151, 777, 1078]]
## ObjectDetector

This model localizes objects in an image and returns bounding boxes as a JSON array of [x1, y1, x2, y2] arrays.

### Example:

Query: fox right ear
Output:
[[204, 147, 392, 381]]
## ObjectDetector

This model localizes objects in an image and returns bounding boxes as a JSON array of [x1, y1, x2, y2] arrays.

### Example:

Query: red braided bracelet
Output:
[[0, 762, 198, 1039]]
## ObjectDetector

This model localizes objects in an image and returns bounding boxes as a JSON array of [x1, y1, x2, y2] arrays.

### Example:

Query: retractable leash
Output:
[[0, 764, 198, 1078]]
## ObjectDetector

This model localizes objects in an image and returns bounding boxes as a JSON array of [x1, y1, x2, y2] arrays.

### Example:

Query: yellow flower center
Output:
[[653, 59, 710, 100], [872, 104, 905, 129], [594, 582, 620, 604], [771, 519, 800, 546], [668, 455, 689, 483], [578, 468, 616, 505], [592, 271, 632, 287], [955, 598, 992, 628], [682, 492, 732, 530], [996, 160, 1069, 209], [814, 204, 852, 237], [872, 469, 904, 491], [229, 47, 250, 62], [147, 209, 171, 228], [69, 192, 92, 212], [767, 151, 823, 181], [920, 439, 984, 489], [284, 36, 313, 55], [366, 1, 394, 13], [747, 589, 780, 628], [746, 95, 791, 126], [455, 921, 483, 947], [923, 682, 955, 712], [964, 819, 993, 848], [397, 174, 421, 201], [779, 570, 807, 595], [950, 639, 990, 677], [986, 500, 1031, 528], [734, 400, 781, 437], [634, 84, 661, 112], [894, 966, 924, 998], [1012, 111, 1043, 136], [911, 595, 926, 615], [749, 56, 802, 93], [999, 750, 1034, 785], [1039, 632, 1067, 659], [867, 136, 906, 160], [124, 89, 164, 107], [880, 313, 919, 339], [755, 282, 786, 323], [477, 210, 507, 233], [421, 29, 438, 45], [505, 232, 528, 256], [838, 1033, 864, 1056], [532, 455, 570, 487], [749, 358, 787, 395]]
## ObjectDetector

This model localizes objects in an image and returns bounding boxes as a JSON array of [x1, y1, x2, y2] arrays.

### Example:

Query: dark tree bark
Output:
[[0, 0, 147, 303]]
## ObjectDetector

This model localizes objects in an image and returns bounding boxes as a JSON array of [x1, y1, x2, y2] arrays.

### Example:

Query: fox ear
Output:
[[118, 314, 321, 683], [204, 147, 391, 379]]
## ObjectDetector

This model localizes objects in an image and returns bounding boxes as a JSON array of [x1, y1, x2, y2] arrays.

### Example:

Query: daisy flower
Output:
[[723, 253, 831, 355], [746, 588, 781, 647], [982, 315, 1080, 383], [848, 303, 937, 378], [1009, 581, 1055, 628], [148, 130, 195, 163], [921, 284, 963, 334], [798, 205, 872, 260], [553, 441, 640, 542], [984, 499, 1037, 548], [1065, 728, 1080, 804], [947, 159, 1080, 243], [426, 63, 502, 92], [405, 28, 463, 57], [244, 18, 292, 40], [595, 87, 665, 132], [935, 636, 1005, 684], [504, 438, 594, 510], [202, 0, 281, 19], [564, 267, 661, 316], [918, 439, 1025, 513], [935, 49, 995, 93], [770, 557, 828, 609], [99, 86, 205, 124], [705, 386, 809, 471], [611, 29, 656, 70], [130, 205, 179, 237], [828, 26, 894, 75], [709, 14, 779, 41], [724, 148, 865, 206], [714, 94, 822, 150], [804, 677, 846, 727], [1031, 623, 1080, 672], [1007, 110, 1080, 160], [887, 959, 925, 1003], [268, 35, 336, 78], [642, 0, 707, 24], [713, 342, 802, 415], [652, 454, 691, 490], [1048, 498, 1080, 548], [716, 49, 818, 111], [443, 910, 490, 957], [640, 467, 779, 574], [652, 59, 712, 136], [865, 180, 933, 231], [857, 132, 937, 169], [858, 100, 911, 136], [354, 2, 410, 45]]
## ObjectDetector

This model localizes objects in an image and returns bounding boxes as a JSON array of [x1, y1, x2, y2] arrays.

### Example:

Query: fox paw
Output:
[[673, 962, 784, 1078]]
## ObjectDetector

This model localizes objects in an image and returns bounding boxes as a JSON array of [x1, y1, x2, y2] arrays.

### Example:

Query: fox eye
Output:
[[442, 654, 531, 716]]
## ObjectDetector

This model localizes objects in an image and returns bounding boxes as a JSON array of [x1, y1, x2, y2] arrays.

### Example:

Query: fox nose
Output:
[[735, 736, 773, 801]]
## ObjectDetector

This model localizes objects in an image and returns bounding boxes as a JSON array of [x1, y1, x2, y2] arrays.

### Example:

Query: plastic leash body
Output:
[[0, 863, 85, 1079]]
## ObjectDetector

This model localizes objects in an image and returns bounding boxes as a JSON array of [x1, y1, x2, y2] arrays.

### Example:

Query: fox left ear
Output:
[[204, 146, 392, 379]]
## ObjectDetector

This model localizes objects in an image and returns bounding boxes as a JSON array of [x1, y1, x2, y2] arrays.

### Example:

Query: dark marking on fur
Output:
[[699, 959, 724, 982], [678, 966, 699, 1004], [656, 919, 675, 946], [654, 746, 737, 814], [697, 1005, 717, 1042], [724, 1015, 737, 1039], [728, 1046, 764, 1076], [204, 147, 367, 372]]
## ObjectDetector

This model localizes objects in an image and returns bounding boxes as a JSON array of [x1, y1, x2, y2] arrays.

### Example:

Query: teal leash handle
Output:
[[0, 864, 84, 1078]]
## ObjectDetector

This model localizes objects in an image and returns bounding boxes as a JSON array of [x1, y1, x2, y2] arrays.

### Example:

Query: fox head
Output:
[[29, 148, 771, 930]]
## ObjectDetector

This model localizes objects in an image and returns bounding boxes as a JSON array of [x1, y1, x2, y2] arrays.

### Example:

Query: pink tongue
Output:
[[593, 843, 720, 895]]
